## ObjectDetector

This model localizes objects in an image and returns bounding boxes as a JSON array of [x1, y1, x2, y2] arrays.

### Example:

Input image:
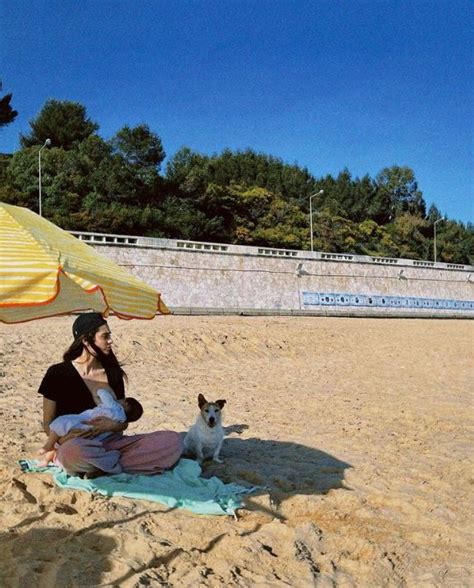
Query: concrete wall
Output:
[[72, 232, 474, 318]]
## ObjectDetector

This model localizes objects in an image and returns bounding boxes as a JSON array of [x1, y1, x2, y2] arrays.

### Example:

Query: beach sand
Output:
[[0, 316, 472, 587]]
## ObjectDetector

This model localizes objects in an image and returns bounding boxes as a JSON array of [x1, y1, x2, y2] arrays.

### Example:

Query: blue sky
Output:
[[1, 0, 472, 223]]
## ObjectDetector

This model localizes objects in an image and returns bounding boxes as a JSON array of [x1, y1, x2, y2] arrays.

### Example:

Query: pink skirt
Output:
[[54, 431, 183, 476]]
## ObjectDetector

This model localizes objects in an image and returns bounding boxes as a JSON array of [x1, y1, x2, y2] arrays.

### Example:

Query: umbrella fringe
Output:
[[1, 203, 169, 322], [0, 268, 169, 323]]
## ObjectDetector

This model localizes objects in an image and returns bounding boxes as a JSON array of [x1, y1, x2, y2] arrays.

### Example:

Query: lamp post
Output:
[[38, 138, 51, 216], [309, 189, 324, 252], [433, 217, 444, 263]]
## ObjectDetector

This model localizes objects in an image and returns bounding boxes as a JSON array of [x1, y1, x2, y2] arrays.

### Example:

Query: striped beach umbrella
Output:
[[0, 202, 169, 323]]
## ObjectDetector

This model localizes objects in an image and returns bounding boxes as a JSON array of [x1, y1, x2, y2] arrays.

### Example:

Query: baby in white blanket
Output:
[[38, 387, 143, 467]]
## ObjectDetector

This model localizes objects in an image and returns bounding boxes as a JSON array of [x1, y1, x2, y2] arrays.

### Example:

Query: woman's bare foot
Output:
[[82, 469, 105, 480]]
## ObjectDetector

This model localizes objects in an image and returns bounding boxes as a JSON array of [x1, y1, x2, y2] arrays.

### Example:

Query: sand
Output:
[[0, 315, 472, 587]]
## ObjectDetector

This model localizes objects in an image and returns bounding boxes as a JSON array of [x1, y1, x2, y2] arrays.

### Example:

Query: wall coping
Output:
[[70, 231, 474, 273]]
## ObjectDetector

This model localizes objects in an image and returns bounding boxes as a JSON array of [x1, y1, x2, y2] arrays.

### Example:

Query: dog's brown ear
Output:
[[216, 399, 226, 409], [198, 393, 207, 408]]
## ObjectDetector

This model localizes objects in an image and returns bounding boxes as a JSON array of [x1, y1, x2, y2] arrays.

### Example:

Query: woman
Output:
[[38, 312, 183, 477]]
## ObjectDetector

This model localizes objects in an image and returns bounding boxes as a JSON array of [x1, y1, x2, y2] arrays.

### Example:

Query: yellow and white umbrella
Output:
[[0, 202, 169, 323]]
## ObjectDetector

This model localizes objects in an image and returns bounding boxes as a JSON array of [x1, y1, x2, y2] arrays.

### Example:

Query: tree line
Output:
[[1, 99, 472, 264]]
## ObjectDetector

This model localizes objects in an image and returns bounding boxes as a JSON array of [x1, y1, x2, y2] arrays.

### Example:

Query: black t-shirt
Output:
[[38, 361, 125, 417]]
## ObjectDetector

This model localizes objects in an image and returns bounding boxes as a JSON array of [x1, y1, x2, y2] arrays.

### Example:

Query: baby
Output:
[[38, 386, 143, 467]]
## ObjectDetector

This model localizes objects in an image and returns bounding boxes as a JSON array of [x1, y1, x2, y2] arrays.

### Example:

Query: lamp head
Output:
[[296, 262, 309, 276], [44, 138, 51, 147]]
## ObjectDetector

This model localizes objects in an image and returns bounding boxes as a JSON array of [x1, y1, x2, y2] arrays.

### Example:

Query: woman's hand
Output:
[[56, 419, 127, 444], [56, 428, 94, 444], [83, 416, 128, 433]]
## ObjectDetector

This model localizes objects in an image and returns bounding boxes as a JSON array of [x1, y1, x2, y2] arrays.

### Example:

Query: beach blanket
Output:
[[19, 458, 256, 516]]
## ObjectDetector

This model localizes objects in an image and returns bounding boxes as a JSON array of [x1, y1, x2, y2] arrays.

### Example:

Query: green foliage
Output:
[[111, 124, 166, 186], [0, 93, 18, 128], [433, 220, 474, 264], [356, 219, 394, 256], [232, 186, 308, 248], [3, 148, 41, 210], [166, 147, 316, 203], [426, 203, 442, 224], [386, 214, 431, 259], [20, 100, 99, 149], [0, 153, 12, 187], [2, 99, 473, 264], [375, 166, 426, 220]]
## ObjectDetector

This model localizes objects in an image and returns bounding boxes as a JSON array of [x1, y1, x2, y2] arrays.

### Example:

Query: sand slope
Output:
[[0, 316, 472, 587]]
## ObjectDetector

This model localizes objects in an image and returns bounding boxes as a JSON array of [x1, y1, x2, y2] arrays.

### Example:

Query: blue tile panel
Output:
[[303, 292, 474, 310]]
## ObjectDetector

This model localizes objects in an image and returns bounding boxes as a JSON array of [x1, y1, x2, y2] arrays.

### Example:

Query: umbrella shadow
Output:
[[1, 509, 176, 586], [0, 527, 116, 587]]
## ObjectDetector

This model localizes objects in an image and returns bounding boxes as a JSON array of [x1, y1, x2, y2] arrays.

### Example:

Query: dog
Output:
[[183, 393, 226, 463]]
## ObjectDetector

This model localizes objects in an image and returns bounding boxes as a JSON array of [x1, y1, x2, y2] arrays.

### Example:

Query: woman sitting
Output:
[[38, 312, 183, 477]]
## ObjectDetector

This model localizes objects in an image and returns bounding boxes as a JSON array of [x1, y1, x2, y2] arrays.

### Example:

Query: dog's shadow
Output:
[[200, 425, 351, 501]]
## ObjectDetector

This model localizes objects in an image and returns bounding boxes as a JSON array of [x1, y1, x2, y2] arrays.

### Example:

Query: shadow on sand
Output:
[[200, 426, 352, 511], [0, 527, 117, 586], [0, 509, 176, 587]]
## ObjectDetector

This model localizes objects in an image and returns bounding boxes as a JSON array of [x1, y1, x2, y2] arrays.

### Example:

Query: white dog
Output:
[[183, 393, 226, 463]]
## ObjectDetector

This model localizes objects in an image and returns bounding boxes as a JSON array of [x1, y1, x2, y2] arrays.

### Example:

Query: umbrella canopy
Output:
[[0, 202, 169, 323]]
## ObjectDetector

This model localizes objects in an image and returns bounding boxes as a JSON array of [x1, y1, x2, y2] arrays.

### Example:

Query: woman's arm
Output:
[[55, 417, 127, 442], [43, 398, 57, 435], [54, 416, 128, 445], [85, 416, 128, 433]]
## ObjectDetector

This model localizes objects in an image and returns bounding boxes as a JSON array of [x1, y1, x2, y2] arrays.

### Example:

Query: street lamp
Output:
[[433, 217, 444, 263], [38, 138, 51, 216], [309, 189, 324, 252]]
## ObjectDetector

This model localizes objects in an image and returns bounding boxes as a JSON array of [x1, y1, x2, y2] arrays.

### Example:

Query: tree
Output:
[[48, 136, 113, 217], [351, 174, 379, 222], [5, 98, 469, 259], [111, 124, 166, 185], [426, 203, 443, 224], [166, 147, 318, 205], [165, 147, 210, 196], [319, 169, 353, 217], [375, 166, 426, 221], [251, 198, 308, 249], [20, 100, 99, 149], [0, 153, 12, 184], [231, 185, 308, 248], [431, 220, 474, 264], [357, 219, 398, 257], [2, 147, 41, 211], [386, 213, 430, 259], [156, 196, 225, 241], [0, 93, 18, 128]]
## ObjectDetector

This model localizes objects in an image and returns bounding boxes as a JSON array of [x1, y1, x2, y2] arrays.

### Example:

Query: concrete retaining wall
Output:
[[72, 232, 474, 318]]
